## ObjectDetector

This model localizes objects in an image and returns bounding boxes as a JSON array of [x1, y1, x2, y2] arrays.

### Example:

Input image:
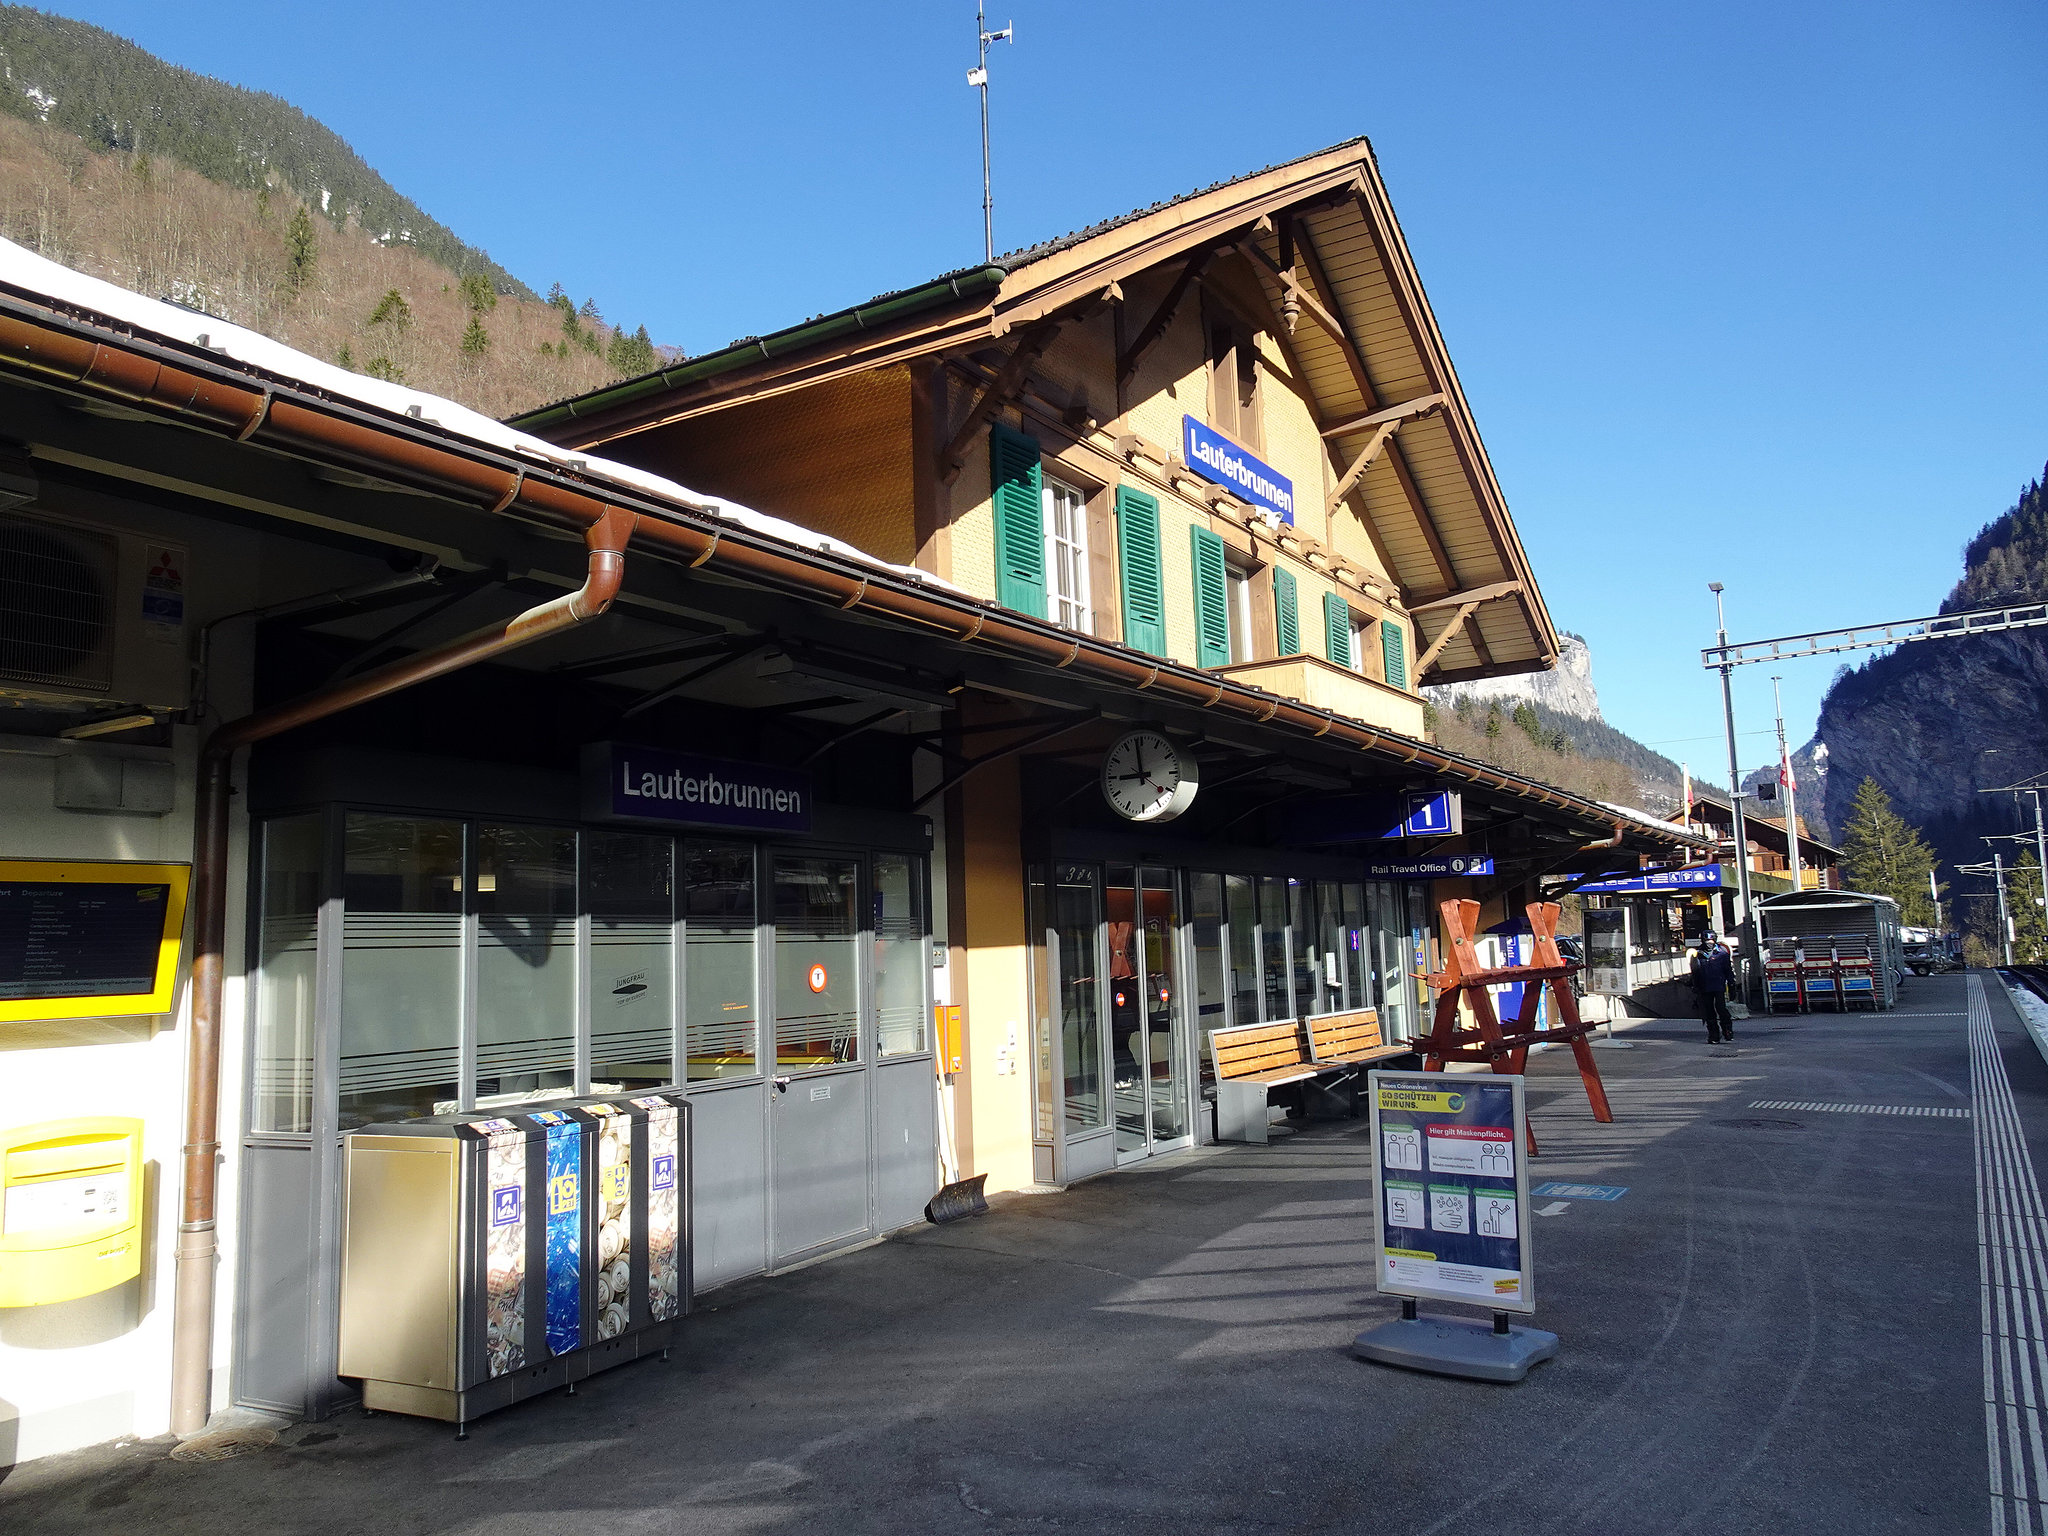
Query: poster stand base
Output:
[[1352, 1315, 1559, 1383]]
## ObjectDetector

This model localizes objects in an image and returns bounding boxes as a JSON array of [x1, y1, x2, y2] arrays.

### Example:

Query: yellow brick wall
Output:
[[618, 366, 918, 565], [951, 427, 998, 599]]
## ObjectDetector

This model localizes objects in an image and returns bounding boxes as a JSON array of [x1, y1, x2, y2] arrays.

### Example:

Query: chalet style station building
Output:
[[0, 136, 1699, 1463]]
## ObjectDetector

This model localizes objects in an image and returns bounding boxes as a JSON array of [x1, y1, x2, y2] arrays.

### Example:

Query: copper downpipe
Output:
[[167, 508, 634, 1436]]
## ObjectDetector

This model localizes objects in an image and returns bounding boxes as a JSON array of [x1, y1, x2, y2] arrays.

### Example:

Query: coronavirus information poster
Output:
[[1369, 1069, 1534, 1313]]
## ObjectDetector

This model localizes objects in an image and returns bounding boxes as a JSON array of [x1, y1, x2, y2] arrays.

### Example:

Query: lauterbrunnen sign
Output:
[[583, 743, 813, 833], [1183, 416, 1295, 526]]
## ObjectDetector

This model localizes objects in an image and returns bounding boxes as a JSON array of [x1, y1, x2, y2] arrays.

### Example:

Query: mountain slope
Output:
[[1425, 633, 1686, 811], [0, 12, 672, 417], [0, 6, 530, 297], [1816, 464, 2048, 896]]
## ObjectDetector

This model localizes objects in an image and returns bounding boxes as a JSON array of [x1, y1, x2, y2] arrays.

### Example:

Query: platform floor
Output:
[[0, 971, 2024, 1534]]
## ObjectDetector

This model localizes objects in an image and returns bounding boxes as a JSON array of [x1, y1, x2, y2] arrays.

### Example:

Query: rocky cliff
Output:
[[1816, 466, 2048, 873], [1426, 631, 1688, 812], [1430, 632, 1602, 720]]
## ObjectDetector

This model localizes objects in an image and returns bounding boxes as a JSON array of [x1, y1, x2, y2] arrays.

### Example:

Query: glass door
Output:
[[768, 852, 869, 1263], [1105, 864, 1191, 1161]]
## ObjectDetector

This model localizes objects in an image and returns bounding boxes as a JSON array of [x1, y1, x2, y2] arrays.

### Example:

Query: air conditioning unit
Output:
[[0, 509, 189, 711]]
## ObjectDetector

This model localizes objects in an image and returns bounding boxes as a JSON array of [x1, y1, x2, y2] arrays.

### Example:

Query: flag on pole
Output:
[[1780, 744, 1797, 794]]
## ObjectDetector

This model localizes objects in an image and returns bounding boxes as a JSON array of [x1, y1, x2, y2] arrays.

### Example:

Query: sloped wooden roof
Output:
[[516, 138, 1559, 684]]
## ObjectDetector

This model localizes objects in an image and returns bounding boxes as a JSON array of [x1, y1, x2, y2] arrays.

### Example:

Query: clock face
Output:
[[1101, 731, 1199, 823]]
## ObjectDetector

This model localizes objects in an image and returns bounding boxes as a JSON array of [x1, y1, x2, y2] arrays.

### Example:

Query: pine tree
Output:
[[335, 343, 354, 371], [1840, 777, 1943, 925], [1512, 702, 1541, 744], [605, 324, 658, 375], [459, 273, 497, 315], [284, 203, 316, 293], [2013, 850, 2048, 964], [368, 289, 412, 330], [460, 315, 489, 357]]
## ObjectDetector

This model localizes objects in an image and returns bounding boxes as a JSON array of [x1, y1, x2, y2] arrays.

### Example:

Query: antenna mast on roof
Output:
[[968, 2, 1013, 262]]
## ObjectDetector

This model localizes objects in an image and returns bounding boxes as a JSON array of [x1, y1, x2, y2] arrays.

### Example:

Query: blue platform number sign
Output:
[[1400, 791, 1458, 837], [1369, 1069, 1534, 1313], [532, 1113, 583, 1356]]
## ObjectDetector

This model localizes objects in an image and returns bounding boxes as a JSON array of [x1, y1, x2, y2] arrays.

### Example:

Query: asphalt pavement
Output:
[[0, 970, 2028, 1535]]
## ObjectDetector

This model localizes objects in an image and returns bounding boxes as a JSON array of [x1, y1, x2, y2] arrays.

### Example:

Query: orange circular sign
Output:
[[807, 963, 828, 993]]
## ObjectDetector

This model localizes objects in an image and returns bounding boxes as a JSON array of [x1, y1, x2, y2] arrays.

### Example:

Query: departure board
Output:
[[0, 881, 172, 1000]]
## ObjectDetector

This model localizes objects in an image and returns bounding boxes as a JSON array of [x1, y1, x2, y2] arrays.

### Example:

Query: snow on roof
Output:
[[0, 236, 971, 598], [1601, 800, 1714, 847]]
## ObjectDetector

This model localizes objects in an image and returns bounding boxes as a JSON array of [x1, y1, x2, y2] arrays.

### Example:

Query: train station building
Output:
[[0, 138, 1698, 1465]]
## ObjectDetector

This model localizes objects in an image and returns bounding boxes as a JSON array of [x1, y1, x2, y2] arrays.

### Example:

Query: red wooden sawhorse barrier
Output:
[[1413, 898, 1614, 1155]]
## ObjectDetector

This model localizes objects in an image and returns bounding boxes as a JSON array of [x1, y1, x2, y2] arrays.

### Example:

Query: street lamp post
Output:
[[1997, 850, 2014, 966], [1710, 583, 1756, 984], [1771, 674, 1804, 893]]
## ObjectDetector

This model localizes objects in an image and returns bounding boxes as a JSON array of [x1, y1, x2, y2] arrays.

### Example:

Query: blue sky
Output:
[[58, 1, 2048, 786]]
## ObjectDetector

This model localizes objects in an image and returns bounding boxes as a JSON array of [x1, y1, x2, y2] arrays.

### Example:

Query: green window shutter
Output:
[[1116, 487, 1166, 656], [1273, 567, 1300, 656], [1189, 526, 1231, 669], [990, 422, 1045, 618], [1323, 591, 1352, 668], [1382, 620, 1408, 690]]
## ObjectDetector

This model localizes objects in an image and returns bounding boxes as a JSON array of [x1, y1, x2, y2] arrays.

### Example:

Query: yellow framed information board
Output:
[[0, 860, 191, 1023]]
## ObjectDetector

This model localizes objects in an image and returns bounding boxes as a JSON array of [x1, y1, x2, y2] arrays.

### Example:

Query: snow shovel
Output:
[[924, 1074, 988, 1223]]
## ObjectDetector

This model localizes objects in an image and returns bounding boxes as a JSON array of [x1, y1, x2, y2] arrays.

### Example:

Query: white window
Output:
[[1349, 613, 1374, 675], [1043, 477, 1090, 633], [1226, 561, 1254, 664]]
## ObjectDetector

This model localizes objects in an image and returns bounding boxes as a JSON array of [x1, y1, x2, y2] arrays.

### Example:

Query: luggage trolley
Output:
[[1799, 936, 1841, 1012], [1763, 938, 1805, 1013], [1836, 937, 1878, 1009]]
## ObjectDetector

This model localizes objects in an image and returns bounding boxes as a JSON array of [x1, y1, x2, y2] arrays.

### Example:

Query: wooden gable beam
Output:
[[1117, 250, 1214, 385], [936, 323, 1059, 486], [1415, 600, 1484, 677], [1320, 392, 1447, 440], [1408, 579, 1525, 614], [1324, 420, 1399, 517]]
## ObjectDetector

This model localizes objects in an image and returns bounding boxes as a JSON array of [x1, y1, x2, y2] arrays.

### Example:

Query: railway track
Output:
[[2001, 965, 2048, 1004]]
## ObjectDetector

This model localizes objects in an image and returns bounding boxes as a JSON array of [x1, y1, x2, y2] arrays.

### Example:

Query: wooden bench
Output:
[[1308, 1010, 1410, 1070], [1210, 1010, 1412, 1142]]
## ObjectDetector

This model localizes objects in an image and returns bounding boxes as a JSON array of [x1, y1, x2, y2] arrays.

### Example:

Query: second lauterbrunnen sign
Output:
[[582, 742, 813, 833]]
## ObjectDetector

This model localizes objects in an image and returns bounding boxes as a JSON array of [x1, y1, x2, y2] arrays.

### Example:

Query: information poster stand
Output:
[[1353, 1068, 1560, 1383]]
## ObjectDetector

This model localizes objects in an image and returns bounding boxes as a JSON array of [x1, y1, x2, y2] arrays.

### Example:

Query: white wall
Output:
[[0, 491, 343, 1465]]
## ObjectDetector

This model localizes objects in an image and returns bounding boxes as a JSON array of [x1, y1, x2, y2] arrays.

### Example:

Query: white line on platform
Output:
[[1970, 973, 2048, 1534], [1535, 1201, 1571, 1216], [1749, 1100, 1971, 1119]]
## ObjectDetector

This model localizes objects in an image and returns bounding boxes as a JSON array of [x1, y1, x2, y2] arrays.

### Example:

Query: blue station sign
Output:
[[1182, 416, 1295, 526], [1569, 864, 1722, 894], [583, 742, 813, 833], [1366, 856, 1495, 880]]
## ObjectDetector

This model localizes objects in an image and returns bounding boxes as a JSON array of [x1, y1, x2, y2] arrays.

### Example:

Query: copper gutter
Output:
[[0, 293, 1684, 847], [168, 507, 634, 1436]]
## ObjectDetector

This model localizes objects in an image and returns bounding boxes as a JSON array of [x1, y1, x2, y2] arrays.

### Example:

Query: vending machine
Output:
[[338, 1092, 690, 1431]]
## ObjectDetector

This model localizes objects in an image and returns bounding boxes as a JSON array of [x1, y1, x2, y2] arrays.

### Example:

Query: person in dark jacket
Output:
[[1691, 931, 1736, 1044]]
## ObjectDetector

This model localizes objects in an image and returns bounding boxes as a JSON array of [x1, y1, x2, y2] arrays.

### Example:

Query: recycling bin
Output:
[[337, 1094, 690, 1429]]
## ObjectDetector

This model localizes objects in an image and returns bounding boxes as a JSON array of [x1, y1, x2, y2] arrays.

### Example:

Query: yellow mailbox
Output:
[[0, 1117, 144, 1307]]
